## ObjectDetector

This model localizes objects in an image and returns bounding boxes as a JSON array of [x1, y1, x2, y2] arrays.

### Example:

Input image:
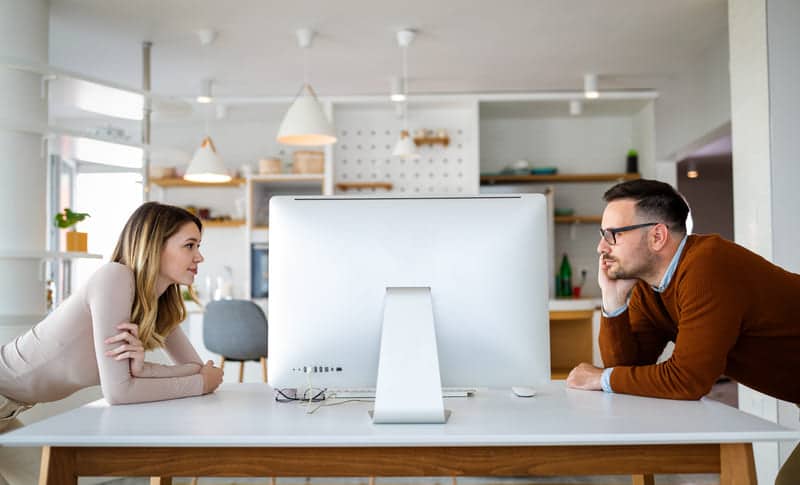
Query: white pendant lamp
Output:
[[184, 82, 231, 183], [392, 130, 417, 158], [276, 28, 336, 146], [184, 136, 231, 183], [392, 29, 418, 160]]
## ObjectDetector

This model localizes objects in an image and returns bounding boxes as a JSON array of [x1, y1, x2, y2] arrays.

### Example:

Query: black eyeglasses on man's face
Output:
[[599, 222, 659, 246]]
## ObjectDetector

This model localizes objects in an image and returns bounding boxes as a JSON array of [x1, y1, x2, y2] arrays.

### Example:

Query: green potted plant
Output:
[[54, 208, 91, 252], [626, 149, 639, 174]]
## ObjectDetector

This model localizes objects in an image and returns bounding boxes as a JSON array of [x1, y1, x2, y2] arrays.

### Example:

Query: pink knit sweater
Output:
[[0, 263, 203, 405]]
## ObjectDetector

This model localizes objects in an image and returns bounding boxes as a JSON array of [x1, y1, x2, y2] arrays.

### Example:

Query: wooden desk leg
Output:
[[632, 475, 654, 485], [720, 443, 757, 485], [150, 478, 172, 485], [39, 446, 76, 485]]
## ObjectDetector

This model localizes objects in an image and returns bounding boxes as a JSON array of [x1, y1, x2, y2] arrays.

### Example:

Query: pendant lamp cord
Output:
[[402, 44, 409, 131], [303, 47, 309, 86], [204, 102, 210, 137]]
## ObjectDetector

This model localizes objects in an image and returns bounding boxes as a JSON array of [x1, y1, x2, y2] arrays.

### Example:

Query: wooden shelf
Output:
[[480, 173, 640, 184], [149, 177, 246, 188], [0, 251, 103, 260], [252, 225, 269, 231], [249, 174, 324, 183], [336, 182, 393, 192], [202, 219, 245, 228], [413, 136, 450, 147], [554, 215, 602, 224]]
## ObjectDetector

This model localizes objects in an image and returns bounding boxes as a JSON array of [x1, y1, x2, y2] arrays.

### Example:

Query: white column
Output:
[[0, 0, 49, 343], [729, 0, 800, 482]]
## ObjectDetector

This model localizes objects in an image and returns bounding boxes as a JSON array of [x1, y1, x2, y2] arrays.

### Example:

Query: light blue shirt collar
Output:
[[653, 234, 688, 293]]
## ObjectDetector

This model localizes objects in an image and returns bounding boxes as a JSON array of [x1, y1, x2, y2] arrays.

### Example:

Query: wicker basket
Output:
[[258, 158, 282, 175], [292, 151, 324, 174]]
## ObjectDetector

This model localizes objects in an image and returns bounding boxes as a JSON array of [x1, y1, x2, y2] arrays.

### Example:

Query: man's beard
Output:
[[603, 256, 632, 279], [603, 248, 657, 281]]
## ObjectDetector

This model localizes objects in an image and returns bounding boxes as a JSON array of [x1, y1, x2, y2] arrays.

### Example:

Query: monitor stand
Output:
[[371, 287, 449, 424]]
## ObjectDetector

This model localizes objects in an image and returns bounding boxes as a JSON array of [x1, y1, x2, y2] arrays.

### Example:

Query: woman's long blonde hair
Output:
[[111, 202, 202, 351]]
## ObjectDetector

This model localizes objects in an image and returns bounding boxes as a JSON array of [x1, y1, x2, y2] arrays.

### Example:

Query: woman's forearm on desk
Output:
[[139, 362, 202, 378]]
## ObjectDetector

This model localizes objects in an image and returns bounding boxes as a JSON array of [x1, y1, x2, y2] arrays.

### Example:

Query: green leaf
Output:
[[54, 208, 90, 229]]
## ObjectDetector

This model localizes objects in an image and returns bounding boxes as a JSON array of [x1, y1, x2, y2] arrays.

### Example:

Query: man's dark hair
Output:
[[603, 179, 689, 234]]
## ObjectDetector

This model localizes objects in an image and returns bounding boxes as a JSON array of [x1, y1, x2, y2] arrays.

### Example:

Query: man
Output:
[[565, 179, 800, 484]]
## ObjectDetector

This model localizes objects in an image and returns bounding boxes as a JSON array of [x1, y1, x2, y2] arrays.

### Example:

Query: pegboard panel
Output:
[[332, 104, 479, 195]]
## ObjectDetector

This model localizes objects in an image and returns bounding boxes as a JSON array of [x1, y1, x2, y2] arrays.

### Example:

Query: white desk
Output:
[[2, 382, 797, 484]]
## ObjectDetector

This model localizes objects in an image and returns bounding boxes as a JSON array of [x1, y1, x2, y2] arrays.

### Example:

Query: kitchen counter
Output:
[[549, 298, 600, 312]]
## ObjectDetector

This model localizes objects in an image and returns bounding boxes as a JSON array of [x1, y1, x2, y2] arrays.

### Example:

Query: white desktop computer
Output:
[[268, 195, 550, 423]]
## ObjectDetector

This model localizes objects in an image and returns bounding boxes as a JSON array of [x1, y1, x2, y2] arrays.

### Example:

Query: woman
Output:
[[1, 201, 224, 427]]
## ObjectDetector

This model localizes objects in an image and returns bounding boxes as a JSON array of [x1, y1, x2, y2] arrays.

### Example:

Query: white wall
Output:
[[632, 103, 656, 179], [765, 0, 800, 471], [479, 102, 650, 297], [653, 13, 732, 160], [0, 0, 50, 342], [729, 0, 800, 482], [479, 108, 635, 174], [332, 102, 480, 195], [767, 0, 800, 276]]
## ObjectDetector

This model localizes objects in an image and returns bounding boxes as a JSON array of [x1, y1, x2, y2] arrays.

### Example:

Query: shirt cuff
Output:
[[601, 367, 614, 393], [602, 303, 629, 318]]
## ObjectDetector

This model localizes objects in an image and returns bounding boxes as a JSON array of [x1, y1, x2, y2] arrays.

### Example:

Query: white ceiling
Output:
[[48, 0, 728, 99]]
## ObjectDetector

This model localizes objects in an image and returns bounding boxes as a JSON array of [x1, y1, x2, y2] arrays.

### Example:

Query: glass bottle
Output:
[[559, 253, 572, 297]]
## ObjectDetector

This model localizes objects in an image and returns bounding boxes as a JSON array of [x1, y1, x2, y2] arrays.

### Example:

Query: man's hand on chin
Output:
[[566, 363, 604, 391]]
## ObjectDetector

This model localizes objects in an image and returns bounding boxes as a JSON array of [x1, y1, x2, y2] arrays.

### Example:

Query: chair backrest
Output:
[[203, 299, 267, 361]]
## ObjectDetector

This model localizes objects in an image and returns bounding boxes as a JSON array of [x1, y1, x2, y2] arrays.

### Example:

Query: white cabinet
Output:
[[243, 174, 327, 299]]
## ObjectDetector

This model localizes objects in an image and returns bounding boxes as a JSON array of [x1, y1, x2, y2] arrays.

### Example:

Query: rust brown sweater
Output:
[[600, 234, 800, 402]]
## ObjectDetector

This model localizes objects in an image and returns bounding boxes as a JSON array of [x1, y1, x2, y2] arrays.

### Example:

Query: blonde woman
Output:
[[0, 202, 224, 483]]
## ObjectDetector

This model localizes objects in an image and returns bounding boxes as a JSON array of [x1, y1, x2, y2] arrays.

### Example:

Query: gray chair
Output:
[[203, 299, 268, 383]]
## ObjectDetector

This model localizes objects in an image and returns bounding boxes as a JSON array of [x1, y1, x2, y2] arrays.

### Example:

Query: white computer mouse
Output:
[[511, 386, 537, 398]]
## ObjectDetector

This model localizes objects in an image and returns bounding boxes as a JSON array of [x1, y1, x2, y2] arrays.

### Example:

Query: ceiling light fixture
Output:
[[569, 100, 582, 116], [184, 87, 231, 183], [276, 28, 337, 146], [196, 28, 217, 47], [687, 160, 699, 179], [197, 78, 213, 104], [584, 73, 599, 99], [392, 29, 418, 160], [390, 76, 406, 103]]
